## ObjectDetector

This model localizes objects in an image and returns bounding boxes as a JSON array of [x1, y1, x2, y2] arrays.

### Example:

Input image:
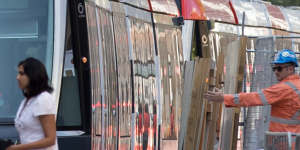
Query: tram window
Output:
[[0, 0, 28, 9], [0, 0, 54, 121], [56, 9, 82, 129], [56, 50, 82, 128], [0, 19, 38, 39]]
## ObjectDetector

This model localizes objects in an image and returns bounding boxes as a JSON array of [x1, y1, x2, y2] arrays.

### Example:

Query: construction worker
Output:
[[204, 49, 300, 133]]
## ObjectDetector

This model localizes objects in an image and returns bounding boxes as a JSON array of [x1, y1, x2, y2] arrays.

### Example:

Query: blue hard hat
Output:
[[272, 49, 298, 67]]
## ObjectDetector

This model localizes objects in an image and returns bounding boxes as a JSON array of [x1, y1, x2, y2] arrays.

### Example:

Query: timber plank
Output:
[[203, 33, 225, 150], [183, 58, 211, 150], [178, 61, 195, 150], [219, 37, 247, 150], [232, 36, 247, 150], [206, 41, 225, 150]]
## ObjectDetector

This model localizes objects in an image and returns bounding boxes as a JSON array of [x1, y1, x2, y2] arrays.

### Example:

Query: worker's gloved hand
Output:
[[204, 88, 224, 103]]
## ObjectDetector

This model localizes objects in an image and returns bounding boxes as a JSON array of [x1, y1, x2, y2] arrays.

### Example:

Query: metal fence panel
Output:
[[264, 132, 292, 150]]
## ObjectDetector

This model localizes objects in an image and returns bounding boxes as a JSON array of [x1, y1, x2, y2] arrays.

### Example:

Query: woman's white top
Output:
[[15, 91, 58, 150]]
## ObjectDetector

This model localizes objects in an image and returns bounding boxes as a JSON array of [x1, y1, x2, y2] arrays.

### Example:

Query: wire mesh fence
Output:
[[264, 132, 292, 150], [243, 37, 300, 149]]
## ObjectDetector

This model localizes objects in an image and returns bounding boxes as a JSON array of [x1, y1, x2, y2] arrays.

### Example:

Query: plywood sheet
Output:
[[183, 58, 211, 150], [219, 37, 247, 150]]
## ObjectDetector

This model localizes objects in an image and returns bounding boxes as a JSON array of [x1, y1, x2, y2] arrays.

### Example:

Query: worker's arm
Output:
[[205, 82, 293, 107], [224, 82, 293, 107], [224, 92, 263, 107]]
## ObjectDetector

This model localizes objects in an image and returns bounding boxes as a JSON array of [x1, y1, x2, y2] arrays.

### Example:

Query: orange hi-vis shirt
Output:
[[224, 74, 300, 133]]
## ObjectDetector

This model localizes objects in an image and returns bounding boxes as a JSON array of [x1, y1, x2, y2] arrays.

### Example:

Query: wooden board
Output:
[[183, 57, 211, 150], [200, 32, 225, 150], [178, 61, 195, 150], [179, 25, 247, 150], [219, 36, 247, 150]]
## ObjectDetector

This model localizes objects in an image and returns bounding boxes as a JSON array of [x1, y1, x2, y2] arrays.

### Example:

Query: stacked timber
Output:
[[182, 58, 211, 150], [219, 36, 247, 150], [179, 21, 226, 150], [178, 29, 247, 150]]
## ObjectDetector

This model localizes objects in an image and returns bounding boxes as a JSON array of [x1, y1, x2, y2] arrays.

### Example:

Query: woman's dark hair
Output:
[[18, 57, 53, 99]]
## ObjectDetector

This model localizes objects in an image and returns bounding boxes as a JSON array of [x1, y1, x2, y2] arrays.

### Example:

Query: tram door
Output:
[[56, 0, 92, 150]]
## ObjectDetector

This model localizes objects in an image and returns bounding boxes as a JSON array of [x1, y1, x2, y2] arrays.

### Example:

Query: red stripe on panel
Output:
[[147, 0, 153, 11], [229, 1, 239, 24]]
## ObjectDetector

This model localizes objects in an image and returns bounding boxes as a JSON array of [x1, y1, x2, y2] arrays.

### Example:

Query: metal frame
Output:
[[295, 134, 300, 149], [264, 131, 292, 150]]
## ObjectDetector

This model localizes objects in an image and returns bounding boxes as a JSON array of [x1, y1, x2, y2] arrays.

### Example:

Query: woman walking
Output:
[[7, 57, 58, 150]]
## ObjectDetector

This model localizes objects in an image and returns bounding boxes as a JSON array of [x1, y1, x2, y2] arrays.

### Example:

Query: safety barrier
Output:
[[264, 132, 300, 150]]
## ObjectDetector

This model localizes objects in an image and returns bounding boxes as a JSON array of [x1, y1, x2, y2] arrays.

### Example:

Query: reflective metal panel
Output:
[[120, 0, 150, 10], [97, 7, 118, 149], [149, 0, 179, 16], [119, 137, 131, 150], [282, 8, 300, 33], [86, 2, 101, 137], [92, 136, 102, 150], [201, 0, 236, 23], [124, 5, 152, 23], [265, 4, 289, 31], [86, 0, 111, 10], [242, 26, 271, 37], [111, 2, 132, 137], [126, 13, 157, 149], [155, 23, 183, 141], [231, 0, 270, 27], [212, 22, 239, 35], [87, 2, 119, 149], [153, 13, 174, 25], [161, 140, 178, 150]]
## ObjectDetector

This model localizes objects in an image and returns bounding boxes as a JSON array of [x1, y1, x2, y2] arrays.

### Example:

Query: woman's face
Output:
[[16, 65, 30, 91]]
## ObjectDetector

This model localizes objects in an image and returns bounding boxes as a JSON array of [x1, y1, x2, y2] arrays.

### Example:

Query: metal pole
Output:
[[247, 36, 300, 39], [242, 12, 245, 37], [246, 49, 300, 55]]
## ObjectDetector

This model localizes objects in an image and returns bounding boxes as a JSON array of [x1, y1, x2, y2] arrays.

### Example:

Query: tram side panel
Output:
[[85, 2, 119, 150], [85, 2, 102, 150], [96, 6, 118, 150], [125, 7, 157, 149], [111, 2, 132, 150], [153, 14, 184, 149], [120, 5, 184, 150], [85, 1, 184, 150]]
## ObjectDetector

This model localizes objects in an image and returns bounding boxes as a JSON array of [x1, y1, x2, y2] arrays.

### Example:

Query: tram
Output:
[[1, 0, 300, 150], [0, 0, 182, 149]]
